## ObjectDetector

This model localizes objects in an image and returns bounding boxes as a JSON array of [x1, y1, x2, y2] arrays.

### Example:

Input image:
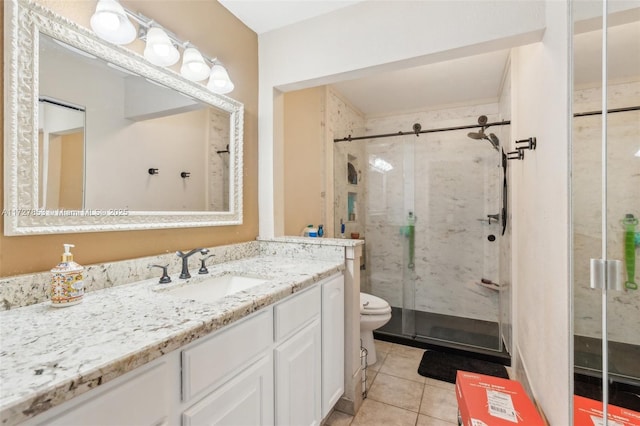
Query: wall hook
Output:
[[515, 137, 537, 151], [148, 168, 159, 175], [180, 172, 191, 178], [506, 149, 525, 161]]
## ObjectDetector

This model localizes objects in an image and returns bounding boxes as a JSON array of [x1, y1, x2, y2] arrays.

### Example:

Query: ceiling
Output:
[[218, 0, 366, 34], [218, 1, 639, 117]]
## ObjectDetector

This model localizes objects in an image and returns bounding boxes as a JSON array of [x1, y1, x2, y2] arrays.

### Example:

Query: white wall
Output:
[[509, 2, 571, 424]]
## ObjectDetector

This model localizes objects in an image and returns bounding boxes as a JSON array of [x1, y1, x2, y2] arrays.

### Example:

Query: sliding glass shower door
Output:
[[346, 124, 506, 353], [402, 128, 504, 352]]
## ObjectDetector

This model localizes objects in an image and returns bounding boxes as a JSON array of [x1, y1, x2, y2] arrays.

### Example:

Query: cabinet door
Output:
[[322, 275, 344, 417], [275, 318, 321, 426], [182, 353, 274, 426]]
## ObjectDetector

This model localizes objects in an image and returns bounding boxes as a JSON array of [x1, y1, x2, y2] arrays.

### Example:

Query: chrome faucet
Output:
[[176, 248, 210, 279]]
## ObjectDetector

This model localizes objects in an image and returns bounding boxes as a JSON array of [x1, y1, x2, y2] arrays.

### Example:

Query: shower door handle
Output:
[[590, 259, 623, 291]]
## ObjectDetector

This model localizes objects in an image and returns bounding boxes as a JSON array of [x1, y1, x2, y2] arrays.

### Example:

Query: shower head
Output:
[[467, 128, 500, 151], [488, 133, 500, 151]]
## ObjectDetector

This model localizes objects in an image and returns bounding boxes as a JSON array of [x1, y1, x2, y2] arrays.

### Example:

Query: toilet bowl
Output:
[[360, 292, 392, 365]]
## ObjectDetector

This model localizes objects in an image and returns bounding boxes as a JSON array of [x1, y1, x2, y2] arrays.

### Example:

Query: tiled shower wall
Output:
[[329, 89, 366, 240], [331, 88, 509, 323], [573, 80, 640, 345]]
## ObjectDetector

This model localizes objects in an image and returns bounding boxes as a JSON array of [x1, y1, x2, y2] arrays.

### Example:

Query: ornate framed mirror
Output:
[[4, 0, 244, 235]]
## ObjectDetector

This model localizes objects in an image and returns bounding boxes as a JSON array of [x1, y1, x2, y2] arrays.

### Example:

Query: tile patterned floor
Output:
[[324, 340, 460, 426]]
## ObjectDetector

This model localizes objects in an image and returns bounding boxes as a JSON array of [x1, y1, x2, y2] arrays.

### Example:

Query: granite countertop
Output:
[[0, 254, 344, 425]]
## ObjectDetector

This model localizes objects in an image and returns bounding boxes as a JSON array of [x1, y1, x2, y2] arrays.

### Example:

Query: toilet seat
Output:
[[360, 292, 391, 315]]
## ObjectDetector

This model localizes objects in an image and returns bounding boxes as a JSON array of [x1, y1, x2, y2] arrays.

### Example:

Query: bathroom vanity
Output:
[[0, 239, 362, 426]]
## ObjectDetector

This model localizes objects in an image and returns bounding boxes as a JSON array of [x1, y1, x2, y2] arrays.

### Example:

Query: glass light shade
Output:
[[90, 0, 136, 45], [180, 48, 210, 81], [207, 64, 235, 94], [143, 27, 180, 67]]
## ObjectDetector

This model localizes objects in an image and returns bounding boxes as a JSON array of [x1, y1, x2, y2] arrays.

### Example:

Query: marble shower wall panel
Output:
[[363, 103, 503, 322], [208, 107, 230, 211], [328, 89, 367, 239], [364, 138, 411, 307], [411, 131, 501, 322], [573, 81, 640, 345]]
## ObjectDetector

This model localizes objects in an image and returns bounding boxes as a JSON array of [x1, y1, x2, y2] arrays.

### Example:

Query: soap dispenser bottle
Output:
[[50, 244, 85, 307]]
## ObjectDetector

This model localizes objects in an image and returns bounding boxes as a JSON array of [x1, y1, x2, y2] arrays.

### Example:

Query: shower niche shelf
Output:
[[347, 162, 358, 185], [347, 192, 357, 222]]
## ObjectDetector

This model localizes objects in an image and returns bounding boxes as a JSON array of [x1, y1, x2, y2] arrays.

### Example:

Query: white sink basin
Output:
[[162, 274, 268, 303]]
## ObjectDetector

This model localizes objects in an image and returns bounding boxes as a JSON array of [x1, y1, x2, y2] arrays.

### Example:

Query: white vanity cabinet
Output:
[[274, 286, 322, 426], [321, 274, 345, 418], [24, 273, 345, 426]]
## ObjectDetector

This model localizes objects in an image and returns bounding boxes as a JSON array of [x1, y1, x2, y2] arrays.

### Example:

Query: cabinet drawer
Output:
[[274, 285, 320, 342], [182, 309, 273, 402], [38, 360, 170, 426]]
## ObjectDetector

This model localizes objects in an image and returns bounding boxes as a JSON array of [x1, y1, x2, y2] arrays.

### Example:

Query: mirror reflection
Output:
[[39, 34, 231, 212], [572, 7, 640, 409]]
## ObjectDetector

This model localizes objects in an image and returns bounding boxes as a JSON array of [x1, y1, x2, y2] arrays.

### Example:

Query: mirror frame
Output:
[[4, 0, 244, 235]]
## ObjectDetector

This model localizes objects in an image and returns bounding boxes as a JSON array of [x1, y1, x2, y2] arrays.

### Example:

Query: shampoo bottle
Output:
[[50, 244, 85, 307]]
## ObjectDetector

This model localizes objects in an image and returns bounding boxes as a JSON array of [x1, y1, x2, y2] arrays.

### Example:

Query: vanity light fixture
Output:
[[90, 0, 136, 45], [207, 63, 235, 95], [89, 1, 234, 94], [180, 47, 210, 81]]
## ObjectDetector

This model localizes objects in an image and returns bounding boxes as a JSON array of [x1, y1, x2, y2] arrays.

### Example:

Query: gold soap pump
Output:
[[50, 244, 85, 307]]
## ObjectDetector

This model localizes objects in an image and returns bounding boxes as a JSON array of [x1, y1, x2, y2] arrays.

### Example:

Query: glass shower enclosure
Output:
[[335, 122, 509, 355]]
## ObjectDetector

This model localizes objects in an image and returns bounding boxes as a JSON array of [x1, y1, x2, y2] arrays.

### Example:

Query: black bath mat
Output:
[[418, 350, 509, 383]]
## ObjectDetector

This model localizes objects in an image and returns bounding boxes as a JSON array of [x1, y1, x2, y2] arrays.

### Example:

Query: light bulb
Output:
[[90, 0, 136, 45], [180, 47, 210, 81], [99, 12, 120, 31], [143, 27, 179, 67], [207, 64, 234, 94]]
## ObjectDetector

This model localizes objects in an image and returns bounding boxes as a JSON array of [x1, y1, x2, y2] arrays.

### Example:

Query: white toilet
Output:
[[360, 292, 392, 365]]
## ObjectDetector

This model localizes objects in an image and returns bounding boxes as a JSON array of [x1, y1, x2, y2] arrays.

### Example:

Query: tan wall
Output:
[[283, 87, 324, 236], [0, 1, 259, 276]]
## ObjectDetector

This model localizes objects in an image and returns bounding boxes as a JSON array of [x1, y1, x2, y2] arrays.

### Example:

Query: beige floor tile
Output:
[[390, 344, 427, 361], [351, 399, 418, 426], [367, 372, 424, 412], [367, 351, 387, 372], [378, 351, 426, 383], [374, 339, 395, 355], [419, 384, 459, 423], [416, 414, 458, 426], [324, 410, 353, 426], [425, 377, 456, 392]]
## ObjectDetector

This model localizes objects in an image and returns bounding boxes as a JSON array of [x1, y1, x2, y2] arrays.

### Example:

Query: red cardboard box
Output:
[[574, 395, 640, 426], [456, 370, 545, 425]]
